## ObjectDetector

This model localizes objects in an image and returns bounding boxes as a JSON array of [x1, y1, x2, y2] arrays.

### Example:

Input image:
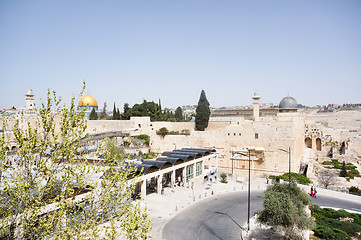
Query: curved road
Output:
[[162, 191, 361, 240]]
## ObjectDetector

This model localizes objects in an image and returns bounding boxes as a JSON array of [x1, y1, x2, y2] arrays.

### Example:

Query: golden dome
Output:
[[78, 94, 98, 107]]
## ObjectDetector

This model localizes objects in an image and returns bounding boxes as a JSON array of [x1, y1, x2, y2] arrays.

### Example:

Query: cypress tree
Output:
[[175, 106, 183, 122], [112, 103, 117, 120], [89, 108, 98, 120], [195, 90, 210, 131], [158, 99, 163, 121], [116, 108, 121, 120], [340, 161, 348, 177]]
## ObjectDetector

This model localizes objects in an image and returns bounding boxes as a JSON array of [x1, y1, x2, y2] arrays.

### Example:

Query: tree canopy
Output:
[[89, 108, 98, 120], [112, 103, 121, 120], [175, 107, 183, 122], [195, 90, 210, 131], [0, 84, 151, 239], [121, 100, 162, 121]]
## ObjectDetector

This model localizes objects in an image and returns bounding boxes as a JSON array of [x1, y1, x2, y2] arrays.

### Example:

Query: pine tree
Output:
[[195, 90, 210, 131], [121, 103, 130, 120], [89, 108, 98, 120]]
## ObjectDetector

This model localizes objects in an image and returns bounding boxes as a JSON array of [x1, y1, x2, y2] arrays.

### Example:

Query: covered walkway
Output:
[[134, 148, 217, 199]]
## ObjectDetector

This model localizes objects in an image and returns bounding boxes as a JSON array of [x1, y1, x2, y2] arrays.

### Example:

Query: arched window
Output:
[[305, 137, 312, 148], [316, 138, 322, 151]]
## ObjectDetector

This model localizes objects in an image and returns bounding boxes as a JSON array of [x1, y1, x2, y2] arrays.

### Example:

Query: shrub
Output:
[[314, 225, 336, 240], [321, 160, 332, 165], [349, 186, 361, 196], [220, 173, 227, 183], [156, 127, 169, 137], [181, 129, 190, 135], [139, 151, 156, 160], [311, 206, 361, 239], [168, 131, 180, 135], [273, 172, 312, 185], [135, 134, 150, 146]]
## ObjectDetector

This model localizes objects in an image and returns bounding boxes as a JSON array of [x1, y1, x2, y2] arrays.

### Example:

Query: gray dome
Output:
[[279, 96, 298, 109]]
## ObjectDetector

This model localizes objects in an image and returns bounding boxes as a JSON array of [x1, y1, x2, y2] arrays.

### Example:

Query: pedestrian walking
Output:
[[266, 177, 269, 184]]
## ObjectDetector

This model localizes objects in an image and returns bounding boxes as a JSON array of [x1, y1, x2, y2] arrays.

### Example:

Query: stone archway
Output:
[[327, 147, 333, 158], [316, 138, 322, 151], [305, 137, 312, 149], [340, 142, 346, 155]]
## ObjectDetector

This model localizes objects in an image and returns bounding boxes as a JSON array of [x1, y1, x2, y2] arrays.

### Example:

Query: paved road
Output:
[[162, 191, 264, 240], [312, 194, 361, 213], [162, 190, 361, 240]]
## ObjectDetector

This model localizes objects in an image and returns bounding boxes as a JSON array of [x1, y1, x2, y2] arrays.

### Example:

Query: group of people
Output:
[[171, 177, 194, 193], [266, 176, 280, 184], [265, 177, 318, 198], [204, 173, 217, 183]]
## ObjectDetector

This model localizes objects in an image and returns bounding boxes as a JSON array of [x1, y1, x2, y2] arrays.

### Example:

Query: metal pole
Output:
[[247, 149, 251, 232], [289, 147, 291, 185], [231, 148, 234, 175]]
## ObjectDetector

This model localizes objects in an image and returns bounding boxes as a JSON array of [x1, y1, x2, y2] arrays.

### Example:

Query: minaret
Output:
[[26, 89, 35, 110], [252, 93, 260, 120]]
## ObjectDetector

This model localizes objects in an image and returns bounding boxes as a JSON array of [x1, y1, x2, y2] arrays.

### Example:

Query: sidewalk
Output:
[[141, 175, 269, 240]]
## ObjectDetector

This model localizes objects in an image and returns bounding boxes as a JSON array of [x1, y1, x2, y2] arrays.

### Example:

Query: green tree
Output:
[[121, 103, 130, 120], [195, 90, 210, 131], [156, 127, 169, 138], [116, 108, 121, 120], [257, 183, 314, 239], [163, 108, 175, 122], [89, 108, 98, 120], [102, 138, 125, 161], [0, 85, 151, 239], [175, 107, 183, 122], [122, 100, 163, 121]]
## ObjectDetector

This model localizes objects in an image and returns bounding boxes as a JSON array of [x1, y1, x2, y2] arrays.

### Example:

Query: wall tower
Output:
[[252, 93, 260, 120], [25, 89, 35, 110]]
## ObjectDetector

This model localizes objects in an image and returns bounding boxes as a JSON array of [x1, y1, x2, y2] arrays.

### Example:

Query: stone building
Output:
[[2, 90, 361, 186]]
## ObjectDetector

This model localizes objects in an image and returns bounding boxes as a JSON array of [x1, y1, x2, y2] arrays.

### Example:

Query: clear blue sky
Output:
[[1, 0, 360, 110]]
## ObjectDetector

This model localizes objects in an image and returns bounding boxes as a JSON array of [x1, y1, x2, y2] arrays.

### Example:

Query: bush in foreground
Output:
[[311, 205, 361, 239], [257, 183, 314, 239]]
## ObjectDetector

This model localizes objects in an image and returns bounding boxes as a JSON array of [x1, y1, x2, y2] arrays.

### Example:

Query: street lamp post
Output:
[[279, 147, 291, 185], [239, 149, 251, 232]]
